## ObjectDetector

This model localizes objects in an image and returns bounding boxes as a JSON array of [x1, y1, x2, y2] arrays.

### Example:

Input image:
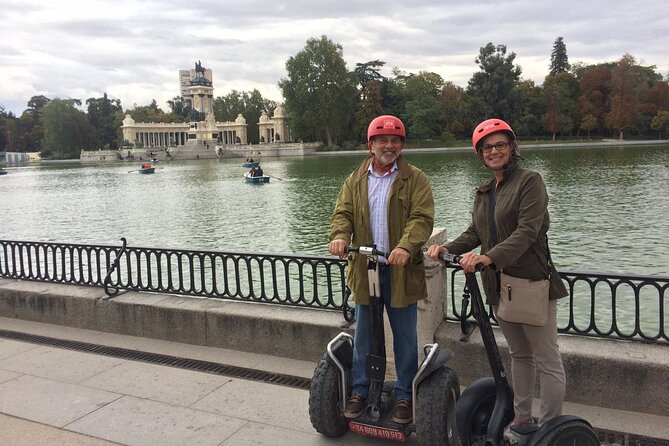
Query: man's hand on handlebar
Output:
[[387, 247, 410, 266], [329, 239, 348, 259]]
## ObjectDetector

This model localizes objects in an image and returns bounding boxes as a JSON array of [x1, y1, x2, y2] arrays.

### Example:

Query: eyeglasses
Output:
[[481, 141, 511, 153]]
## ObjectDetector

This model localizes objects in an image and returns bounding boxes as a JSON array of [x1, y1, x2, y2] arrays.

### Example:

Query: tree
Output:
[[167, 96, 193, 122], [464, 42, 523, 123], [542, 72, 579, 140], [353, 60, 385, 88], [513, 80, 543, 137], [580, 114, 598, 140], [278, 35, 356, 146], [650, 111, 669, 139], [575, 64, 612, 137], [440, 81, 467, 138], [549, 37, 570, 76], [19, 95, 51, 151], [86, 93, 122, 149], [607, 54, 641, 139], [402, 72, 445, 141], [353, 80, 384, 143], [41, 99, 94, 158]]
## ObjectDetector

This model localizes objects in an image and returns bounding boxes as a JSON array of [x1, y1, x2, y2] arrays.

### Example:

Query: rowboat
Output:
[[138, 164, 155, 174], [244, 172, 270, 183], [242, 162, 260, 168]]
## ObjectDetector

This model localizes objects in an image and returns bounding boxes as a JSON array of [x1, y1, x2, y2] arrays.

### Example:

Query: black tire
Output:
[[455, 377, 505, 445], [308, 354, 349, 437], [531, 420, 600, 446], [415, 366, 461, 446]]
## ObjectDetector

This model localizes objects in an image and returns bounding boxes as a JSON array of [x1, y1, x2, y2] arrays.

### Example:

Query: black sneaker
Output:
[[344, 394, 366, 419]]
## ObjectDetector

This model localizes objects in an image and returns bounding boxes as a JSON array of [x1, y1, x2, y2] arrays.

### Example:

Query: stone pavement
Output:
[[0, 317, 667, 446]]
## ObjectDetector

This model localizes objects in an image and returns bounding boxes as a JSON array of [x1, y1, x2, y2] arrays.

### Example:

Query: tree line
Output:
[[1, 36, 668, 159]]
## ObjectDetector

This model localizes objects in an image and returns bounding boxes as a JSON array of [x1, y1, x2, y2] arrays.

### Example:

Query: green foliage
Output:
[[213, 89, 276, 144], [86, 93, 122, 149], [549, 37, 570, 76], [542, 72, 580, 139], [41, 98, 94, 158], [278, 35, 356, 146], [650, 111, 669, 138], [465, 42, 522, 123]]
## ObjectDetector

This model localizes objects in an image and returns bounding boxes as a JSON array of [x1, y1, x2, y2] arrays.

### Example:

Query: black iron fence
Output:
[[1, 239, 667, 344]]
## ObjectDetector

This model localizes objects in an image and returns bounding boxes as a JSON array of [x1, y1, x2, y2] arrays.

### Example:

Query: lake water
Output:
[[1, 144, 668, 277]]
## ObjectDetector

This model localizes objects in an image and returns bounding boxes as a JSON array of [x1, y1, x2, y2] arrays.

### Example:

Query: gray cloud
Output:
[[1, 0, 667, 115]]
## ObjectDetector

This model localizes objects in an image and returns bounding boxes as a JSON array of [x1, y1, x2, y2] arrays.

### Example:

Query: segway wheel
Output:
[[415, 366, 460, 446], [308, 354, 348, 437], [531, 420, 600, 446], [455, 377, 509, 445]]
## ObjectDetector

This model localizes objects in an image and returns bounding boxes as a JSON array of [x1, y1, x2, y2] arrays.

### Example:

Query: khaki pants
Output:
[[494, 299, 565, 425]]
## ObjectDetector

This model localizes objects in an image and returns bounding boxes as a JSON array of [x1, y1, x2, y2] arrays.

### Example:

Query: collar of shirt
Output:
[[368, 161, 398, 178]]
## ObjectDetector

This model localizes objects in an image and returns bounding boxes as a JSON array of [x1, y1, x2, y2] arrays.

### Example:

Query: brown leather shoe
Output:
[[392, 399, 413, 424], [344, 394, 366, 419]]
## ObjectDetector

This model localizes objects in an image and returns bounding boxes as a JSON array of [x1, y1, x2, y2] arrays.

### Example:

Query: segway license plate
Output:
[[349, 421, 406, 442]]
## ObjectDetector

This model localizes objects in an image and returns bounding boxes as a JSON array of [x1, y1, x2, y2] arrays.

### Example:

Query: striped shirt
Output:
[[367, 162, 399, 260]]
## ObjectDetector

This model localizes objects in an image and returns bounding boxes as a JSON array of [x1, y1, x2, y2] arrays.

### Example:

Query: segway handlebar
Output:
[[438, 252, 486, 272], [345, 246, 390, 259]]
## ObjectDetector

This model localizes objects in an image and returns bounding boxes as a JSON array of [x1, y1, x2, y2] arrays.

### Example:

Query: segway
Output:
[[309, 245, 460, 445], [439, 253, 599, 446]]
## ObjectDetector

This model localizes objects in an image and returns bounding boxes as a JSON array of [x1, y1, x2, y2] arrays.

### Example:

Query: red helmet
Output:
[[367, 115, 406, 143], [472, 118, 516, 152]]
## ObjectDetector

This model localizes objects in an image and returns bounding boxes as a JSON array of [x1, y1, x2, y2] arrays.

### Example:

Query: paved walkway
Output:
[[0, 317, 667, 446]]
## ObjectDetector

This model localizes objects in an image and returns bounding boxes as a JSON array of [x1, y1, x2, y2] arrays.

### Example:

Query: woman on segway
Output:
[[427, 118, 568, 443]]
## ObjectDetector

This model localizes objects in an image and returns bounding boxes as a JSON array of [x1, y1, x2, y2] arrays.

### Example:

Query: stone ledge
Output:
[[0, 279, 351, 362]]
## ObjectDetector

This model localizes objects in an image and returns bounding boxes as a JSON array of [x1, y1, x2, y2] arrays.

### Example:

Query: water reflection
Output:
[[1, 145, 668, 277]]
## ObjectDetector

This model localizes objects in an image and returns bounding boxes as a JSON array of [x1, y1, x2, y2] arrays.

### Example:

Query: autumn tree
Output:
[[549, 37, 570, 76], [607, 54, 642, 139], [575, 64, 612, 138], [279, 35, 356, 146]]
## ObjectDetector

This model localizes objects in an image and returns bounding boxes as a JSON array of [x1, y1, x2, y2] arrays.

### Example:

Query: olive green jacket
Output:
[[329, 156, 434, 307], [445, 163, 567, 305]]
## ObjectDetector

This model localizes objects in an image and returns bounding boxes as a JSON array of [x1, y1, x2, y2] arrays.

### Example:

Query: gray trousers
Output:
[[494, 299, 565, 425]]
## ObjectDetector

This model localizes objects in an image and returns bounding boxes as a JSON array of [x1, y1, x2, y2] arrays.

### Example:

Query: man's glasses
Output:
[[481, 141, 511, 153]]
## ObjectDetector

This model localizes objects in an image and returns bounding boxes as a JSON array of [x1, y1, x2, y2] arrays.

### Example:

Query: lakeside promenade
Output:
[[1, 316, 668, 446]]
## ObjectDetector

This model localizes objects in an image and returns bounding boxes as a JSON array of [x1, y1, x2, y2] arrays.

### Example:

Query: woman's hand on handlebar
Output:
[[459, 252, 493, 273], [329, 239, 348, 259], [426, 244, 449, 264]]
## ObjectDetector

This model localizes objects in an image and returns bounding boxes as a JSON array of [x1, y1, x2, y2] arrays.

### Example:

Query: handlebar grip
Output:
[[438, 252, 485, 272], [345, 246, 390, 258]]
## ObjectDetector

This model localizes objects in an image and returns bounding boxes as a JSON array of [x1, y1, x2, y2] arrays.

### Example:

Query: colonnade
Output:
[[136, 131, 188, 147]]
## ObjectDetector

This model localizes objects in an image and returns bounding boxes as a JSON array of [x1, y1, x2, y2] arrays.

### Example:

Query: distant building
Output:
[[258, 104, 291, 143], [122, 62, 247, 148]]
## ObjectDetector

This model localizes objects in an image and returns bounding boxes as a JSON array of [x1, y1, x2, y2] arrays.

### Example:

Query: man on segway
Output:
[[329, 115, 435, 424]]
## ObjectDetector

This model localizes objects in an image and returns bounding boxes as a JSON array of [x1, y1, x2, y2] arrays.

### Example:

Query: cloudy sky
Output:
[[1, 0, 667, 116]]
